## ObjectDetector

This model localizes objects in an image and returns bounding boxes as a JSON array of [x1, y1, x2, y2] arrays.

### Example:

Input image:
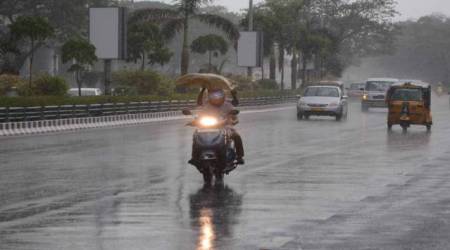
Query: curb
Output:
[[0, 110, 182, 137]]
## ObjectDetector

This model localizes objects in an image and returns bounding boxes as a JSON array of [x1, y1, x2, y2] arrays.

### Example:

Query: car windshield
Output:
[[366, 81, 394, 91], [304, 87, 339, 97], [391, 88, 423, 101]]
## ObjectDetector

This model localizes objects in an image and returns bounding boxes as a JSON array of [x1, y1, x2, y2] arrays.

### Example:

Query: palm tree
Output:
[[191, 34, 228, 72], [127, 22, 173, 70], [129, 0, 240, 75], [62, 37, 98, 96]]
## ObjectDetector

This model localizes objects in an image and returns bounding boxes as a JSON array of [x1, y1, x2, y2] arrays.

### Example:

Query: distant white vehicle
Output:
[[68, 88, 103, 96], [297, 85, 348, 121], [361, 78, 398, 111]]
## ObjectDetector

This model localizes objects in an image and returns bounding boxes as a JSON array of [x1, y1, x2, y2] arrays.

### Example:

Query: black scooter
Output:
[[183, 109, 240, 184]]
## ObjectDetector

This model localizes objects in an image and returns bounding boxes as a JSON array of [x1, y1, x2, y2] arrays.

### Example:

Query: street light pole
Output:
[[247, 0, 254, 78]]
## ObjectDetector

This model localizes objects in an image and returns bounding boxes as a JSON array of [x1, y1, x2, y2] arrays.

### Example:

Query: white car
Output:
[[297, 85, 348, 121], [361, 78, 398, 111], [68, 88, 103, 96]]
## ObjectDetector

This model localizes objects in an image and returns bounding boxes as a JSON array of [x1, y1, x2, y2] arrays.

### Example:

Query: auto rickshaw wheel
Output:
[[426, 124, 432, 132], [401, 125, 408, 133]]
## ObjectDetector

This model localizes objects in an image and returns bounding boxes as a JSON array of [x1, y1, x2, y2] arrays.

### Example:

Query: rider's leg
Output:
[[230, 129, 245, 164]]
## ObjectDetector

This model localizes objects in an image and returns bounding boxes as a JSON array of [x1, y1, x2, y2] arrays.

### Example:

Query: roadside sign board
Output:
[[237, 31, 263, 67], [89, 7, 127, 60]]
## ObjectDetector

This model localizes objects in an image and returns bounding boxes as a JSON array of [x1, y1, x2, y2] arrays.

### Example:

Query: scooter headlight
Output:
[[199, 117, 219, 127], [362, 94, 368, 100]]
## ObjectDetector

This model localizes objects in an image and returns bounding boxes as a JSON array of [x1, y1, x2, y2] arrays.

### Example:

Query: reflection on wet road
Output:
[[1, 95, 450, 249], [191, 184, 242, 250]]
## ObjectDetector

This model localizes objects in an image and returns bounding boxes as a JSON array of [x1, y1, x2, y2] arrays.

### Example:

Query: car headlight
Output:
[[199, 117, 219, 127]]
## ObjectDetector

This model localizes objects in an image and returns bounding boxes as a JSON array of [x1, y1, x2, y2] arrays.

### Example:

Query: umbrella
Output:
[[175, 73, 236, 91]]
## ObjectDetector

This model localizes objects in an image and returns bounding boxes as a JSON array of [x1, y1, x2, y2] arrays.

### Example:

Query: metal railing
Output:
[[0, 96, 296, 123]]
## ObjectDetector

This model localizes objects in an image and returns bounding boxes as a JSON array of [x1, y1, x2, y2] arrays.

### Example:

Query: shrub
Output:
[[112, 69, 175, 96], [257, 79, 279, 90], [23, 74, 69, 96], [227, 74, 257, 91], [0, 74, 26, 96]]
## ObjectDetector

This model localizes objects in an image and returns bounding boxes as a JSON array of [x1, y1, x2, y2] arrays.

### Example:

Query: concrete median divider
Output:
[[0, 99, 296, 137], [0, 110, 186, 137]]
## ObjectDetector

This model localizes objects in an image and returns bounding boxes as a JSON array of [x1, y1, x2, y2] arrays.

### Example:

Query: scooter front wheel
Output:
[[202, 162, 213, 184], [203, 172, 212, 184]]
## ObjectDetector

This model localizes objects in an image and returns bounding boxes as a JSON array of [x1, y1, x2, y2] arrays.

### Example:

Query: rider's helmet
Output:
[[208, 89, 225, 107]]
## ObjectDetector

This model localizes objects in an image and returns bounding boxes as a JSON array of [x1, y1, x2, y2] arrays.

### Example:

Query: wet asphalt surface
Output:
[[1, 95, 450, 250]]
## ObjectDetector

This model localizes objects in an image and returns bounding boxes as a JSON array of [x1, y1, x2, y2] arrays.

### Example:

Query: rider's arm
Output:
[[231, 89, 239, 106], [197, 88, 206, 106]]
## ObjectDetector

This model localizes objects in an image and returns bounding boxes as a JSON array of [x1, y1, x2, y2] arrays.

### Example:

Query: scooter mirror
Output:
[[182, 109, 192, 116]]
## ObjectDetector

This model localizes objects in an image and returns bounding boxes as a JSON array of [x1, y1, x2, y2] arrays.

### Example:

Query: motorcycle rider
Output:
[[189, 88, 245, 167]]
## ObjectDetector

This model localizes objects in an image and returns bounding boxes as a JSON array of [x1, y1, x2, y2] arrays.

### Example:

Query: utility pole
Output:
[[247, 0, 254, 78]]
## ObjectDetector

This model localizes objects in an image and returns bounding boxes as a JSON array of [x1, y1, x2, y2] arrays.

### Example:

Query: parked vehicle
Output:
[[386, 81, 432, 132], [297, 85, 348, 121], [361, 78, 398, 111], [68, 88, 103, 96], [347, 83, 365, 98]]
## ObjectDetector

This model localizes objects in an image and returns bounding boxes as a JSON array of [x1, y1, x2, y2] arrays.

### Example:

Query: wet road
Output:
[[1, 96, 450, 250]]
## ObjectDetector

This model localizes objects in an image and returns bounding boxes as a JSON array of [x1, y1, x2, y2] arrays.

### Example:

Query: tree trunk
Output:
[[76, 71, 82, 97], [269, 49, 276, 81], [302, 53, 308, 87], [291, 52, 298, 90], [29, 39, 35, 89], [279, 45, 285, 90], [141, 53, 146, 71], [180, 14, 190, 75], [261, 57, 265, 80]]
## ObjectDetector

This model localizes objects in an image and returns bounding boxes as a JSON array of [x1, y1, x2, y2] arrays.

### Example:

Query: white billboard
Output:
[[237, 32, 263, 67], [89, 7, 127, 59]]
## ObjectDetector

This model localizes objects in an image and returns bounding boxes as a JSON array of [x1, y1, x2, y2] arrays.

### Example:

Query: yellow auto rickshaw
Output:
[[386, 82, 432, 132]]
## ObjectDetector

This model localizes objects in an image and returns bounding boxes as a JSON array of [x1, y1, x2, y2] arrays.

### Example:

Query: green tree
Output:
[[0, 0, 113, 37], [62, 38, 98, 96], [9, 16, 54, 87], [191, 34, 228, 72], [127, 22, 173, 71], [0, 29, 21, 75], [0, 0, 112, 74], [129, 0, 240, 75]]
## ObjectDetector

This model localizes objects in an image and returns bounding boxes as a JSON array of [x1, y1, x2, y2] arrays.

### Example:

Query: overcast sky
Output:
[[146, 0, 450, 20]]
